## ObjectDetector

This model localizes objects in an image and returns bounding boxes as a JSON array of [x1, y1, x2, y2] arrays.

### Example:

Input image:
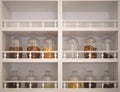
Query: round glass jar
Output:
[[84, 70, 96, 88], [84, 35, 97, 58], [102, 35, 113, 58], [42, 71, 54, 88], [27, 36, 40, 58], [66, 35, 79, 58], [43, 35, 56, 58], [9, 35, 23, 58], [68, 70, 81, 88], [101, 70, 114, 88], [7, 70, 20, 88], [25, 70, 37, 88]]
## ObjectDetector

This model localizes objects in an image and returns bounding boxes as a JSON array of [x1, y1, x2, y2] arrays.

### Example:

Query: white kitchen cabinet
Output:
[[0, 0, 120, 92]]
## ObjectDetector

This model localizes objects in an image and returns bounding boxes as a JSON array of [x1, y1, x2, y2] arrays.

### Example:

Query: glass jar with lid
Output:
[[43, 35, 56, 58], [7, 70, 20, 88], [101, 70, 114, 88], [102, 35, 113, 58], [68, 70, 81, 88], [84, 70, 96, 88], [9, 34, 23, 58], [66, 34, 79, 58], [42, 71, 54, 88], [84, 35, 97, 58], [25, 70, 37, 88], [27, 36, 40, 58]]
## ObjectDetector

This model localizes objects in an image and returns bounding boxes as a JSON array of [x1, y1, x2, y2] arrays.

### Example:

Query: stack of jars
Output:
[[8, 34, 56, 59]]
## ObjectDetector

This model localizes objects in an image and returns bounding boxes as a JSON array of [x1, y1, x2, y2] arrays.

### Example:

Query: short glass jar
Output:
[[9, 35, 23, 58], [27, 36, 40, 58], [84, 35, 97, 58], [68, 70, 81, 88]]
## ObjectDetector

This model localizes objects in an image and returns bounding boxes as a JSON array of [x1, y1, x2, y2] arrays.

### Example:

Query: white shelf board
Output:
[[3, 0, 57, 1], [62, 88, 118, 92], [2, 88, 58, 92], [2, 59, 58, 63], [63, 0, 117, 1], [63, 59, 118, 63], [2, 28, 58, 32], [63, 28, 118, 31]]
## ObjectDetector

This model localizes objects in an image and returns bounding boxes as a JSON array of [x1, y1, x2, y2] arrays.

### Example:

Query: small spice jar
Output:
[[84, 35, 97, 58], [27, 36, 40, 58], [9, 35, 23, 58]]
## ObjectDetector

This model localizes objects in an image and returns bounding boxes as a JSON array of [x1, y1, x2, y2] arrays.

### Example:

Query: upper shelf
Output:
[[2, 20, 117, 31]]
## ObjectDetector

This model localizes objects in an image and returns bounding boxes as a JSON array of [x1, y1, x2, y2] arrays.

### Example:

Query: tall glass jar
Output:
[[68, 70, 81, 88], [84, 70, 96, 88], [27, 36, 40, 58], [66, 35, 79, 58], [42, 71, 54, 88], [9, 35, 23, 58], [101, 70, 114, 88], [43, 35, 56, 58], [102, 35, 113, 58], [7, 70, 20, 88], [25, 70, 37, 88], [84, 35, 97, 58]]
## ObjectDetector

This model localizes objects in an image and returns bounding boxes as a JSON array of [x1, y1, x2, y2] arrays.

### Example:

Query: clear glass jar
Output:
[[9, 35, 23, 58], [68, 70, 81, 88], [42, 71, 54, 88], [43, 35, 56, 58], [84, 70, 96, 88], [66, 35, 79, 58], [101, 70, 114, 88], [7, 70, 20, 88], [102, 35, 113, 58], [25, 70, 37, 88], [84, 35, 97, 58], [27, 36, 40, 58]]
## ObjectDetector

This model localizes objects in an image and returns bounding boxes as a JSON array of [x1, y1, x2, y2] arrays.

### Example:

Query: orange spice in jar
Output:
[[43, 35, 56, 59], [27, 36, 40, 58], [43, 47, 54, 58], [84, 35, 97, 58]]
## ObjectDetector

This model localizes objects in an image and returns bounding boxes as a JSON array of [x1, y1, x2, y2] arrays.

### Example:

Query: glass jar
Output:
[[101, 70, 114, 88], [25, 70, 37, 88], [102, 35, 113, 58], [84, 35, 97, 58], [42, 71, 54, 88], [84, 70, 96, 88], [9, 35, 23, 58], [68, 70, 81, 88], [27, 36, 40, 58], [7, 70, 20, 88], [66, 35, 79, 58], [43, 35, 56, 58]]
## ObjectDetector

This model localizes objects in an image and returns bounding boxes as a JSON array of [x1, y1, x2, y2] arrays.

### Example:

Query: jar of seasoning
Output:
[[9, 35, 23, 58], [7, 70, 20, 88], [84, 70, 96, 88], [101, 70, 114, 88], [25, 70, 37, 88], [84, 35, 97, 58], [42, 71, 54, 88], [68, 70, 81, 88], [27, 36, 40, 58], [102, 35, 113, 58], [43, 35, 56, 58]]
